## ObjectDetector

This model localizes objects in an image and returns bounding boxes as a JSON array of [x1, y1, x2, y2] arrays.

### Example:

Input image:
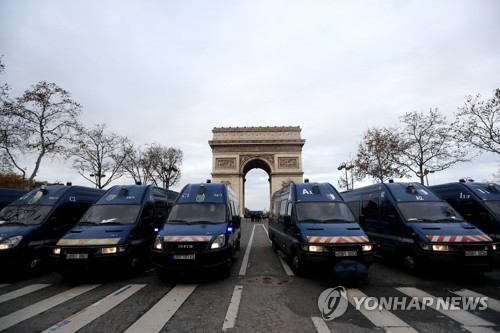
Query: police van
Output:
[[268, 181, 375, 277], [342, 181, 498, 273], [51, 184, 177, 277], [430, 180, 500, 242], [0, 188, 28, 210], [151, 181, 241, 277], [0, 184, 104, 275]]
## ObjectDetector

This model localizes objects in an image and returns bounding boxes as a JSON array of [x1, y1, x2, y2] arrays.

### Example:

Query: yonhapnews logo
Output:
[[318, 287, 489, 321]]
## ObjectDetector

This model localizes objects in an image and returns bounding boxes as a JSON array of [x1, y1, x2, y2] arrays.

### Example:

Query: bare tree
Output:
[[71, 123, 132, 189], [1, 81, 81, 188], [121, 144, 155, 185], [453, 89, 500, 156], [355, 127, 407, 183], [397, 108, 469, 185], [141, 143, 182, 189]]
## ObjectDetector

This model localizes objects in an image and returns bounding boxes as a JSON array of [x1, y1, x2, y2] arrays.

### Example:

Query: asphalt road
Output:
[[0, 219, 499, 333]]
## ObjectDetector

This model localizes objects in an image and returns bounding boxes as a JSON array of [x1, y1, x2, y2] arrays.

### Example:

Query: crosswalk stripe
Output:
[[42, 284, 146, 333], [0, 284, 51, 304], [222, 285, 243, 332], [0, 284, 100, 331], [239, 224, 256, 276], [124, 284, 197, 333], [311, 316, 331, 333], [396, 287, 495, 330], [347, 289, 418, 332], [450, 289, 500, 313]]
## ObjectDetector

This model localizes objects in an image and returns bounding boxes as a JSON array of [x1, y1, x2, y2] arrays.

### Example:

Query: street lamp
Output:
[[90, 173, 106, 188], [337, 162, 354, 190], [417, 169, 435, 186]]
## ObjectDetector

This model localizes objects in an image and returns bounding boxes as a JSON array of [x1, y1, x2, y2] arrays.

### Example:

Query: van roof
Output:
[[291, 182, 342, 202], [11, 185, 100, 205], [97, 184, 176, 205], [434, 182, 500, 200], [177, 183, 228, 204], [384, 182, 442, 202]]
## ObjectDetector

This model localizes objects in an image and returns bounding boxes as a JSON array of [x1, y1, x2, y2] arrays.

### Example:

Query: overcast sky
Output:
[[1, 0, 499, 211]]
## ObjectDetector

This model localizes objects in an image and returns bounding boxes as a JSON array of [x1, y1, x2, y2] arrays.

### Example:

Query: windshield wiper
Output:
[[1, 221, 27, 226], [99, 221, 123, 225], [431, 218, 461, 223], [191, 220, 218, 225], [78, 221, 97, 225], [168, 219, 192, 225], [320, 219, 351, 223]]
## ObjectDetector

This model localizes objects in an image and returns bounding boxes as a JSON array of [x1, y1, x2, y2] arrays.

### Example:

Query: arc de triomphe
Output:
[[208, 126, 305, 216]]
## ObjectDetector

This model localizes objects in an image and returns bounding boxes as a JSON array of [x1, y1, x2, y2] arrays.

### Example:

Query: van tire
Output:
[[271, 239, 278, 253], [402, 252, 419, 275], [290, 251, 304, 276]]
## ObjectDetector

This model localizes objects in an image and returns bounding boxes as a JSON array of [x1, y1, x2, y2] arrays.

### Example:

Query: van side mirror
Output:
[[231, 215, 241, 229], [284, 215, 292, 228]]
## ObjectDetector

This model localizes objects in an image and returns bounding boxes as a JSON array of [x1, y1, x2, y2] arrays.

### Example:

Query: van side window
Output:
[[461, 200, 491, 231], [346, 201, 361, 221], [362, 199, 378, 220], [48, 202, 75, 226], [380, 199, 398, 224], [155, 202, 169, 224], [278, 199, 287, 221]]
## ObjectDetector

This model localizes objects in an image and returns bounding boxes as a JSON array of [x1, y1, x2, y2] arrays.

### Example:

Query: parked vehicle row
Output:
[[342, 180, 500, 274], [1, 177, 499, 280]]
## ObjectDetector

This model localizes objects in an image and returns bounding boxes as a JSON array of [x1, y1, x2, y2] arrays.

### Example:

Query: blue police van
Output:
[[430, 180, 500, 242], [268, 181, 375, 277], [0, 188, 29, 210], [51, 184, 178, 277], [0, 184, 104, 275], [151, 181, 241, 278], [342, 181, 498, 274]]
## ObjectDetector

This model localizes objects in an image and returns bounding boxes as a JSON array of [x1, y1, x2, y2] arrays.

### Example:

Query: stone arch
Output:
[[208, 126, 305, 216]]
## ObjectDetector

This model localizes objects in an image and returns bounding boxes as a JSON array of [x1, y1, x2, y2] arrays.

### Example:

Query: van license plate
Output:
[[335, 251, 357, 257], [66, 253, 88, 259], [173, 254, 195, 260], [465, 250, 487, 257]]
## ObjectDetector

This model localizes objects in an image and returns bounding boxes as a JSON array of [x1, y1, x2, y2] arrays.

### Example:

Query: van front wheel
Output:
[[290, 252, 304, 276], [402, 253, 419, 275]]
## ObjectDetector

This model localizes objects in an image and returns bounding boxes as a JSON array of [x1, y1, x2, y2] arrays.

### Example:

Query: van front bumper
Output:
[[151, 246, 231, 272], [49, 246, 136, 274], [414, 247, 496, 272], [297, 246, 375, 270]]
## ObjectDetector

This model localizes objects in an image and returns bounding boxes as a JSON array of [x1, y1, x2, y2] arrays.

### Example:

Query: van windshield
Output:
[[397, 202, 464, 222], [0, 205, 53, 226], [296, 202, 356, 223], [484, 201, 500, 219], [167, 203, 227, 224], [78, 205, 141, 225]]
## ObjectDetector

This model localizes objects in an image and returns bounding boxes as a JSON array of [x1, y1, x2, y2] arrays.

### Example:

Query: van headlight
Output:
[[153, 235, 163, 250], [211, 234, 225, 249], [53, 247, 61, 255], [300, 245, 325, 252], [432, 244, 450, 252], [362, 245, 373, 252], [0, 236, 23, 250], [493, 244, 498, 251], [100, 246, 126, 254]]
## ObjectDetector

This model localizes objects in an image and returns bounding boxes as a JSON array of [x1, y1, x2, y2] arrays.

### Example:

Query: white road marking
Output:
[[396, 287, 495, 331], [0, 284, 100, 331], [0, 284, 51, 304], [347, 289, 418, 332], [42, 284, 146, 333], [311, 316, 331, 333], [222, 285, 243, 332], [450, 289, 500, 313], [0, 284, 9, 289], [239, 224, 256, 276], [124, 284, 197, 333], [260, 223, 294, 276]]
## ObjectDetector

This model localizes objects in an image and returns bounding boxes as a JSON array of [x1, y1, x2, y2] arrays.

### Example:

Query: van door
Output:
[[379, 198, 404, 256]]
